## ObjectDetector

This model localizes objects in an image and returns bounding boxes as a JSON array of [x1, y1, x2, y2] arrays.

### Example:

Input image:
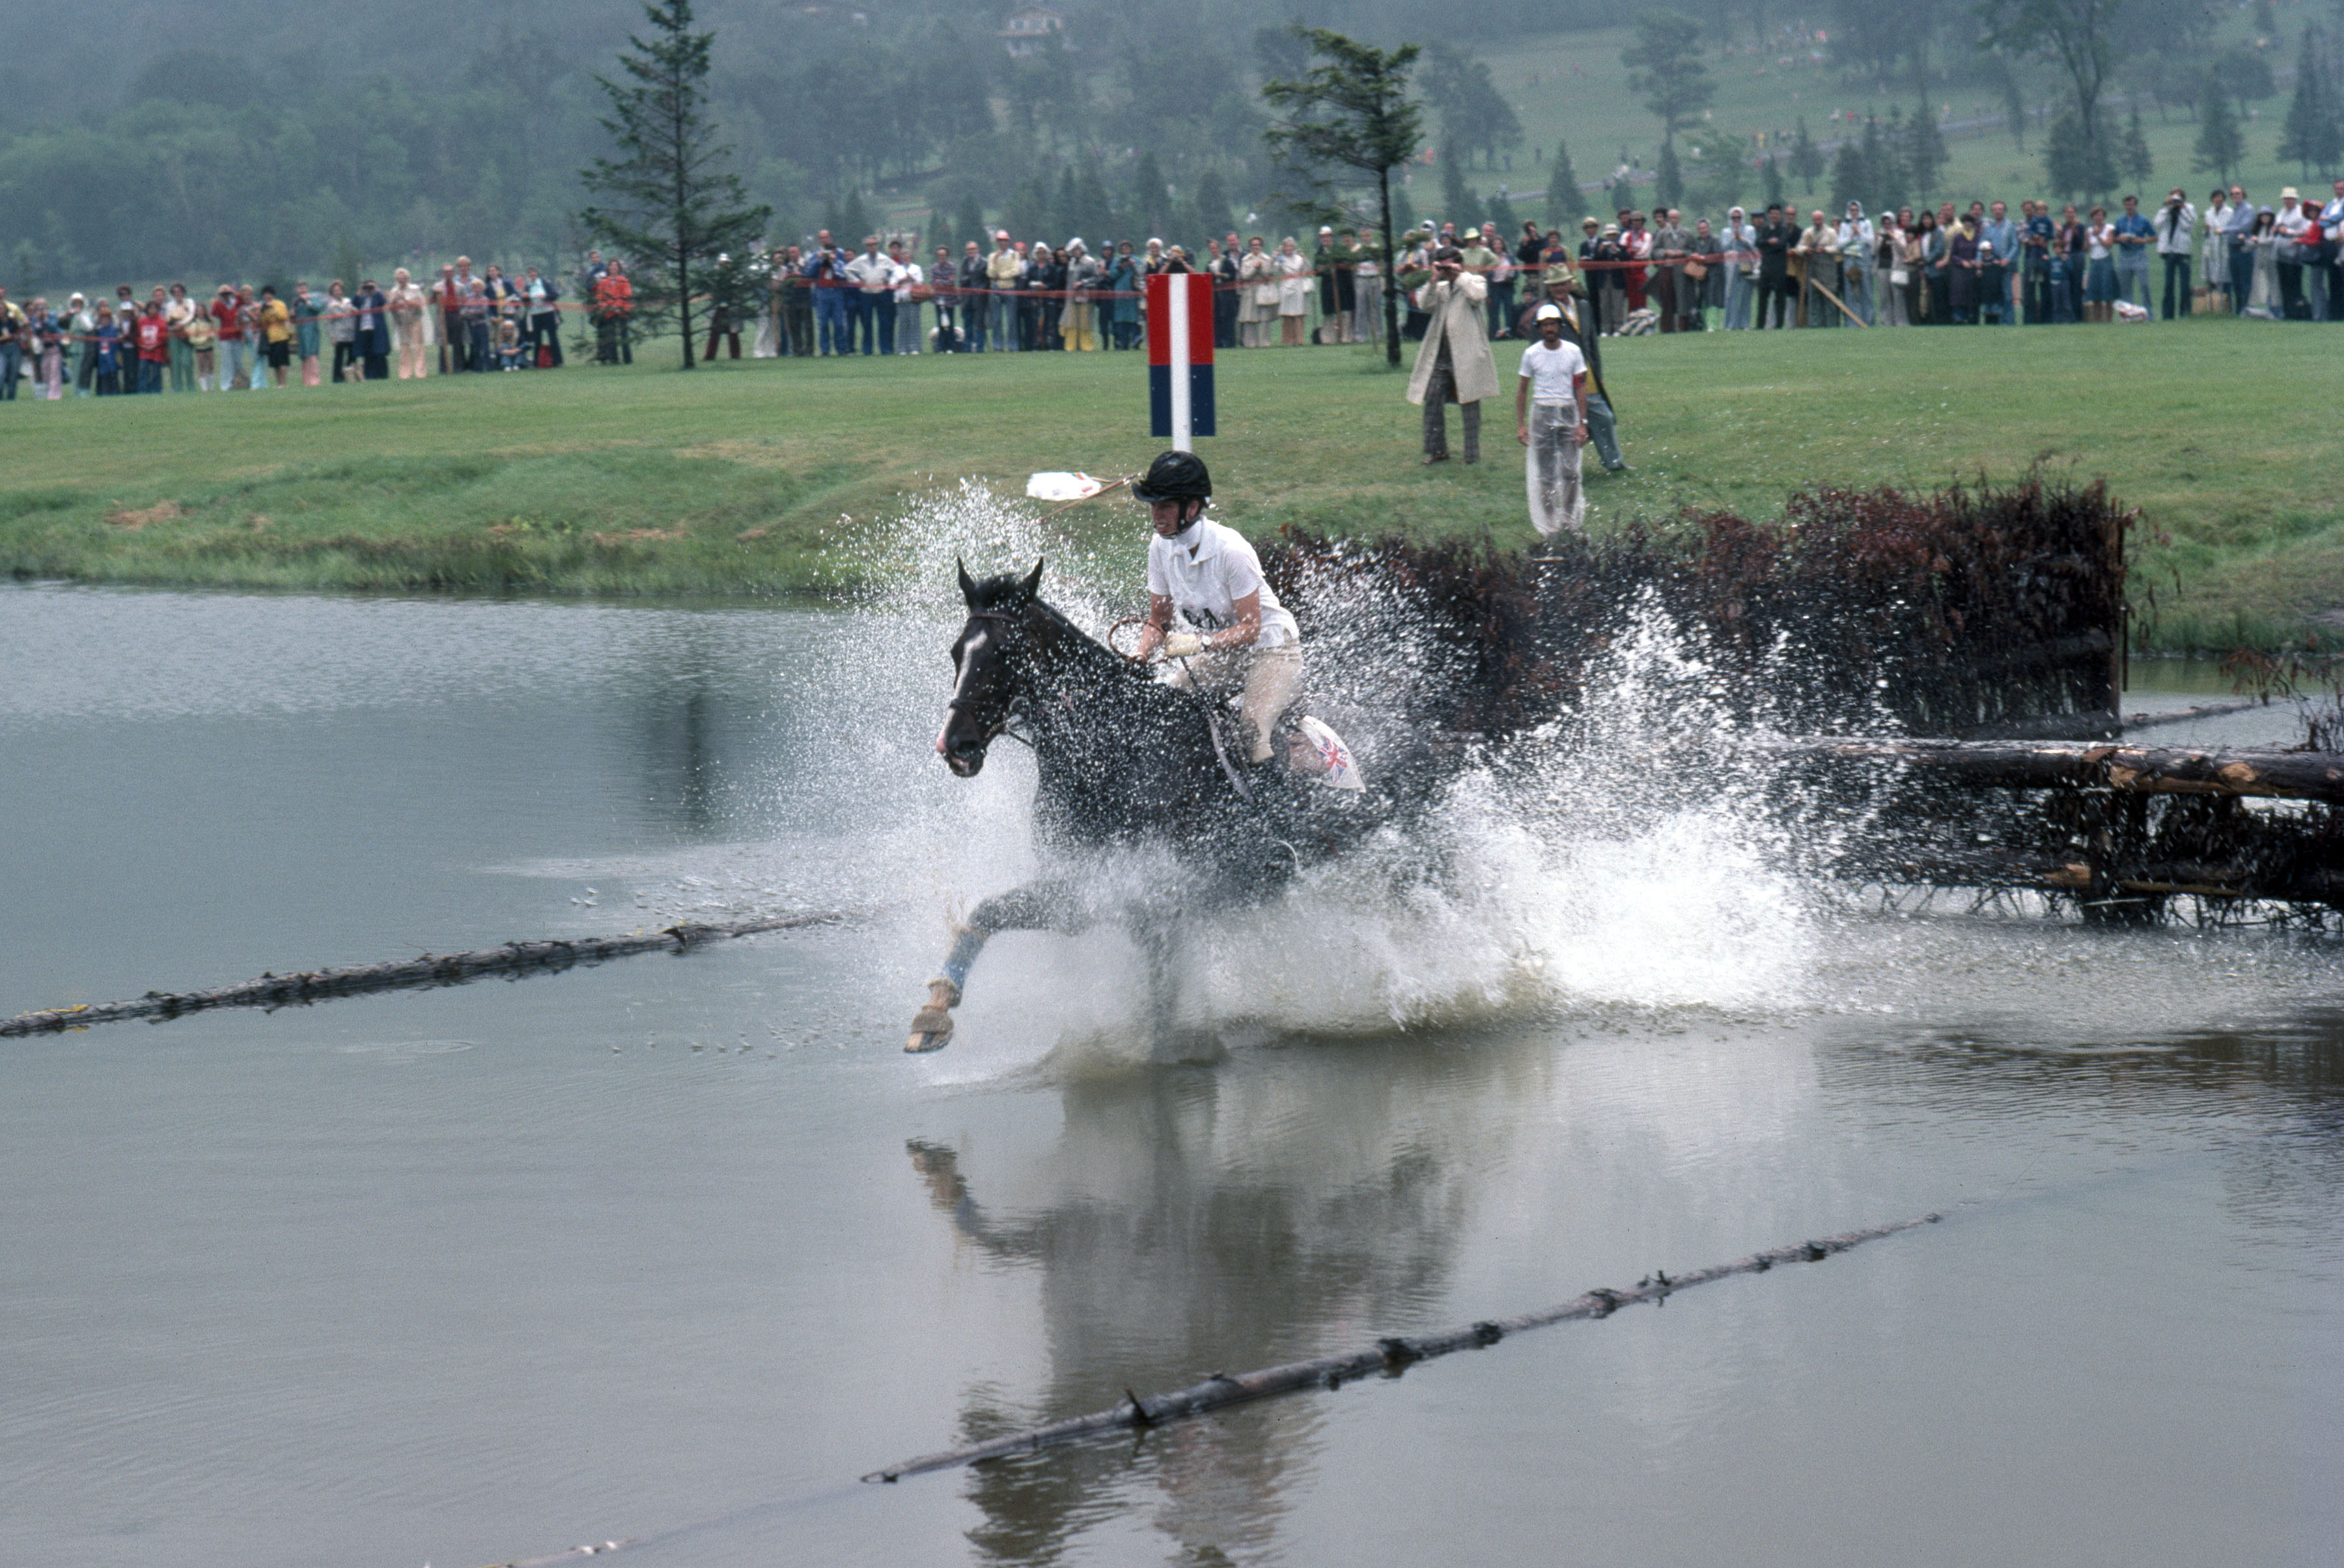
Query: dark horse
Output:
[[907, 560, 1378, 1053]]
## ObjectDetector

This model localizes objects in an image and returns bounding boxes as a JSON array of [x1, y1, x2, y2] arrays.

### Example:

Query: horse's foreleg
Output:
[[1137, 919, 1181, 1047], [905, 881, 1087, 1054]]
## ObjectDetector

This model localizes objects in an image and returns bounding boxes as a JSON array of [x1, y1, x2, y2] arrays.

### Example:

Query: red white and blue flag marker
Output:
[[1146, 272, 1216, 451]]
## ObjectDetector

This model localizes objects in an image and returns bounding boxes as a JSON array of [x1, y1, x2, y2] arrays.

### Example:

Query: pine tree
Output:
[[1129, 151, 1169, 239], [955, 192, 987, 253], [925, 205, 951, 259], [1904, 102, 1949, 199], [577, 0, 770, 369], [2276, 24, 2344, 178], [1864, 115, 1903, 211], [1760, 152, 1784, 209], [1072, 159, 1115, 244], [1656, 139, 1683, 208], [1544, 139, 1582, 225], [1828, 135, 1869, 214], [2193, 77, 2244, 180], [1192, 169, 1233, 240], [1486, 189, 1520, 236], [2121, 105, 2155, 186], [836, 188, 872, 248], [1789, 116, 1823, 194], [2044, 108, 2116, 199], [1440, 144, 1481, 230]]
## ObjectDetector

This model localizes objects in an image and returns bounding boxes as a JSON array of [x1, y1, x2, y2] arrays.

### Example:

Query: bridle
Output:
[[944, 609, 1032, 748]]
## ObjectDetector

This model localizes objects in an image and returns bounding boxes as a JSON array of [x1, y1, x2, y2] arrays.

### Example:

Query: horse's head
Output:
[[938, 557, 1045, 778]]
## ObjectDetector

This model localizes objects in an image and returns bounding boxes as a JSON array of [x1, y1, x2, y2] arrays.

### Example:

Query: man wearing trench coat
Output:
[[1406, 248, 1500, 463]]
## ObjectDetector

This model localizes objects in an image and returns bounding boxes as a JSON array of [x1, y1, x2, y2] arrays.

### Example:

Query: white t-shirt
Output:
[[1518, 339, 1588, 404], [1147, 520, 1300, 648]]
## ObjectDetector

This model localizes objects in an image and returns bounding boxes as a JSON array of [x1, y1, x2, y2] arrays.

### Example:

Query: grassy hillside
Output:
[[2, 320, 2336, 649], [1475, 16, 2322, 225]]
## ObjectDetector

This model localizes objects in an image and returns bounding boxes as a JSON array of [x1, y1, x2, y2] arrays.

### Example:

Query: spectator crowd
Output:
[[7, 178, 2339, 401]]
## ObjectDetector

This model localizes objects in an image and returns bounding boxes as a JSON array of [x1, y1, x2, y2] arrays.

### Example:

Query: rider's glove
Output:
[[1160, 632, 1205, 659]]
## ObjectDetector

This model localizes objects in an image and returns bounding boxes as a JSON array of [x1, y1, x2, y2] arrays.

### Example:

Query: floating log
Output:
[[1776, 739, 2344, 804], [863, 1212, 1942, 1484], [1, 912, 843, 1040], [2122, 699, 2263, 733], [1835, 850, 2344, 907]]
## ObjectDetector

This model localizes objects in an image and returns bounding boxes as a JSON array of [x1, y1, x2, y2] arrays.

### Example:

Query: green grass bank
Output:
[[2, 320, 2335, 649]]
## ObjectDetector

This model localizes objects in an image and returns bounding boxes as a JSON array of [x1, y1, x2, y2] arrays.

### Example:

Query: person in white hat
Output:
[[1516, 303, 1589, 542], [2274, 188, 2311, 320]]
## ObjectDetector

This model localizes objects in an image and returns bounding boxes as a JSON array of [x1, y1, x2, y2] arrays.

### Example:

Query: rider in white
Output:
[[1129, 451, 1303, 766]]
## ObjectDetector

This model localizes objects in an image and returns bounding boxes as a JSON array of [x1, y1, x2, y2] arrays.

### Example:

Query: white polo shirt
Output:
[[1147, 520, 1299, 648]]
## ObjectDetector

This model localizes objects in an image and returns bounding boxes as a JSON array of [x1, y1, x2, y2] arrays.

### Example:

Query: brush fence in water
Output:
[[1262, 479, 2341, 921]]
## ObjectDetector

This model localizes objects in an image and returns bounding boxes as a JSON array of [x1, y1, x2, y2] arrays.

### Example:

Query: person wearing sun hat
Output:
[[2274, 188, 2312, 320]]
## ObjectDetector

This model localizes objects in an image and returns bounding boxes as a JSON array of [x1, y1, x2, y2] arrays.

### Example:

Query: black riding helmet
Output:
[[1131, 450, 1212, 505]]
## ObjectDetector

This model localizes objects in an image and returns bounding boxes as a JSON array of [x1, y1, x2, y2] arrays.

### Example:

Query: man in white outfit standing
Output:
[[1515, 303, 1589, 544]]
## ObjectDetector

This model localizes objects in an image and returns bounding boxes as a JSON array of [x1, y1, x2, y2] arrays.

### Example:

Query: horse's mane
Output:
[[964, 572, 1153, 693]]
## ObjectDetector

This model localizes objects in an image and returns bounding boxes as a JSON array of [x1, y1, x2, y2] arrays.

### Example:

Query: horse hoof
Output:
[[905, 1005, 955, 1054]]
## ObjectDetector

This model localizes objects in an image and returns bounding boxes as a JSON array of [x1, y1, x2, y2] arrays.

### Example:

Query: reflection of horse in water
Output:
[[908, 560, 1401, 1053], [900, 1047, 1530, 1562]]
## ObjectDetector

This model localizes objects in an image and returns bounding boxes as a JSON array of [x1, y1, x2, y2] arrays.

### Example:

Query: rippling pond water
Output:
[[2, 579, 2338, 1568]]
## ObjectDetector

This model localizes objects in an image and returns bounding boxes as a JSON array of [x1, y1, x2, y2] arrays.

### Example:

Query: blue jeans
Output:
[[2116, 254, 2151, 310], [0, 341, 18, 398], [845, 291, 872, 354], [873, 295, 896, 354], [995, 297, 1020, 351], [138, 359, 163, 393], [814, 290, 848, 355], [2229, 245, 2253, 314]]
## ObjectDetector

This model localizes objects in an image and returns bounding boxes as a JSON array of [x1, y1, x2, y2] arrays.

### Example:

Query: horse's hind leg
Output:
[[905, 880, 1087, 1053]]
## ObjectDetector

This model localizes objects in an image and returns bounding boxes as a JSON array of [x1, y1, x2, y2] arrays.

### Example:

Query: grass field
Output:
[[2, 318, 2336, 648]]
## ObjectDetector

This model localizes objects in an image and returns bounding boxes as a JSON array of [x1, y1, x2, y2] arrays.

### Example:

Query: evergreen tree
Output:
[[1789, 116, 1823, 193], [2121, 105, 2155, 186], [1486, 190, 1520, 236], [1827, 133, 1869, 214], [1052, 166, 1081, 244], [2193, 77, 2244, 180], [1544, 139, 1582, 225], [2277, 24, 2344, 178], [835, 188, 873, 247], [2044, 108, 2116, 199], [1904, 101, 1948, 199], [1129, 150, 1170, 239], [924, 204, 951, 258], [1003, 175, 1049, 244], [1192, 169, 1234, 240], [1610, 171, 1638, 214], [1440, 144, 1481, 230], [1258, 26, 1426, 363], [1760, 152, 1784, 208], [1621, 14, 1714, 144], [577, 0, 770, 369], [1656, 139, 1683, 208], [955, 192, 987, 253], [1072, 159, 1115, 243]]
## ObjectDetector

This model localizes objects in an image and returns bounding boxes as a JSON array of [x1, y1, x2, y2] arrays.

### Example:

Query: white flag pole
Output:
[[1168, 276, 1193, 453]]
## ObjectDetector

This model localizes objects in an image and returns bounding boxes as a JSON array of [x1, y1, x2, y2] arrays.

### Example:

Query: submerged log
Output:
[[1837, 850, 2344, 907], [1, 912, 843, 1039], [1778, 739, 2344, 804], [863, 1212, 1942, 1484]]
